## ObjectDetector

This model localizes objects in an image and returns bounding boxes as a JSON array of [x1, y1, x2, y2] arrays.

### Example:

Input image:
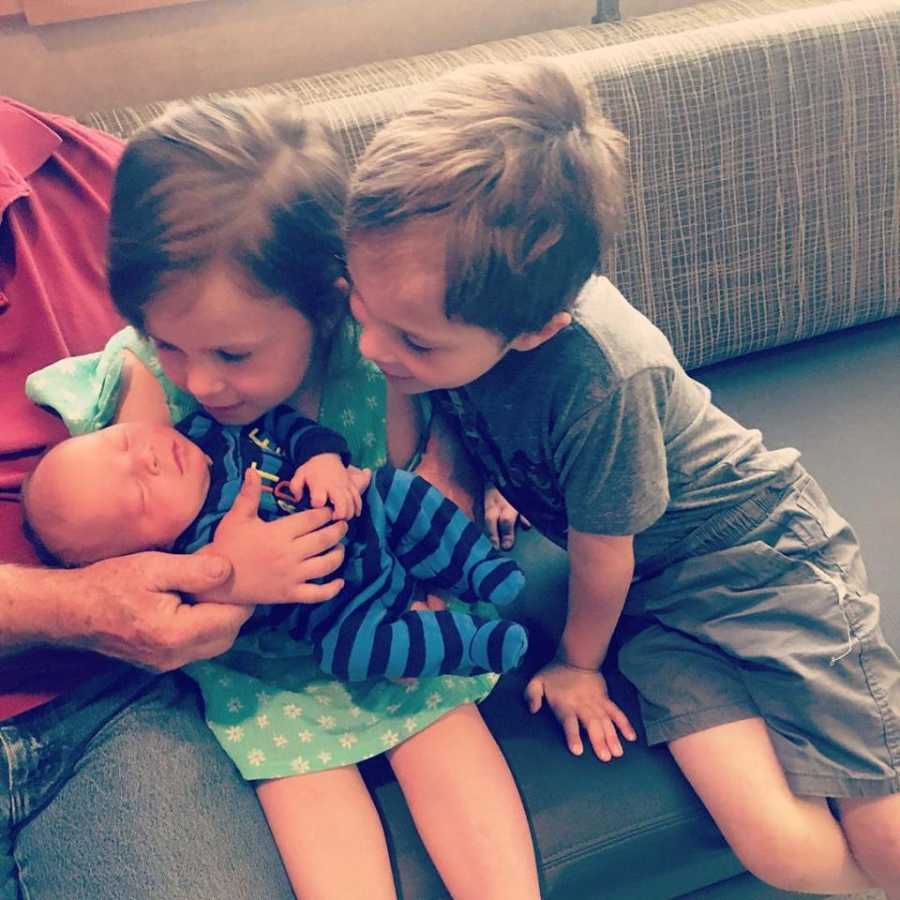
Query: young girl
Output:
[[27, 97, 539, 899]]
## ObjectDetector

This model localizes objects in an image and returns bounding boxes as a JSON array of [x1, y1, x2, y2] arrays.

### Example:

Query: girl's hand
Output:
[[289, 453, 365, 519], [524, 660, 636, 761], [483, 484, 531, 550], [202, 468, 349, 605]]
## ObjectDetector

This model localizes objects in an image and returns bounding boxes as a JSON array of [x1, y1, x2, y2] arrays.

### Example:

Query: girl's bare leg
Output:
[[257, 765, 396, 900], [387, 702, 540, 900], [670, 717, 874, 893]]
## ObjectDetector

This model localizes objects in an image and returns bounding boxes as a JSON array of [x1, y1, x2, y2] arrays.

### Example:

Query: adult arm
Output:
[[524, 528, 637, 759], [0, 553, 251, 671]]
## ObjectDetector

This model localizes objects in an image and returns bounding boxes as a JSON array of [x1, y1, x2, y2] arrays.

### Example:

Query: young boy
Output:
[[344, 60, 900, 896], [22, 405, 528, 680]]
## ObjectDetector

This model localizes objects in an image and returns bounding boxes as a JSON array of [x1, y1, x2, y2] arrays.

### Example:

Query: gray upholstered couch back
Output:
[[82, 0, 899, 371]]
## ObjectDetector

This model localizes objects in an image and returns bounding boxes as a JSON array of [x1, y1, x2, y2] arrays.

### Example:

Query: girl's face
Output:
[[143, 266, 316, 425]]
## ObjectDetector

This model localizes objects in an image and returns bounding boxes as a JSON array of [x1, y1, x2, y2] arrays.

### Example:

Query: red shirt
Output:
[[0, 99, 124, 717]]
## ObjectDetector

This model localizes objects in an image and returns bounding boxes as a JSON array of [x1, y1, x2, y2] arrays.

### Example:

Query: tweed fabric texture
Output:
[[80, 0, 899, 370]]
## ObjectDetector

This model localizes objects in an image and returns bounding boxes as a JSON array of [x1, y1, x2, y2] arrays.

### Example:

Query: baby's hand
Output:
[[289, 453, 365, 520]]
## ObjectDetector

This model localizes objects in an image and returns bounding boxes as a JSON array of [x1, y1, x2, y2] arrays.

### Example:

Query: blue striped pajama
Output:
[[175, 406, 528, 681]]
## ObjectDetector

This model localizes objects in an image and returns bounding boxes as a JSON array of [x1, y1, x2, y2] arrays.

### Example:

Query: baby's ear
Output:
[[509, 312, 572, 352]]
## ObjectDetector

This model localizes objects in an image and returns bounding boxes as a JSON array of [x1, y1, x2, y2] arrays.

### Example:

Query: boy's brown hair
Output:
[[109, 96, 349, 338], [345, 60, 628, 340]]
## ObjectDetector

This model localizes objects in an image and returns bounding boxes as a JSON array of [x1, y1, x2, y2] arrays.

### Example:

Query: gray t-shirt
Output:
[[431, 277, 800, 568]]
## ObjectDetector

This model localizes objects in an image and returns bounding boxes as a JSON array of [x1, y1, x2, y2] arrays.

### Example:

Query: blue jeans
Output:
[[0, 664, 293, 899]]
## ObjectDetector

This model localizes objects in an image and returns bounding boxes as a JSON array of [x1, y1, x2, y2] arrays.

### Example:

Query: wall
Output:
[[0, 0, 690, 115]]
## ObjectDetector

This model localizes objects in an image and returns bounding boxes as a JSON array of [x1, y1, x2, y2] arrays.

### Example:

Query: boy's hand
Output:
[[483, 484, 531, 550], [525, 660, 636, 761], [289, 453, 365, 520], [202, 468, 349, 605]]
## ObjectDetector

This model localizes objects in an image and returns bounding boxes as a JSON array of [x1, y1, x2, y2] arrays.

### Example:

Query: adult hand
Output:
[[204, 467, 348, 605], [62, 550, 251, 671], [483, 485, 531, 550], [524, 660, 636, 760]]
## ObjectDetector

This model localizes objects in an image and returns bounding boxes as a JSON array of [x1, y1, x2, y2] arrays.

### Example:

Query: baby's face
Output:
[[29, 422, 211, 564]]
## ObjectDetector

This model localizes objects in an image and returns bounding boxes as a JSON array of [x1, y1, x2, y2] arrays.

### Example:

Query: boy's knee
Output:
[[728, 818, 832, 891], [841, 795, 900, 879]]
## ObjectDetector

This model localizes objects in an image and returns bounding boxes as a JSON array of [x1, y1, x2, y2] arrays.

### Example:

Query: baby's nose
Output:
[[140, 445, 161, 475]]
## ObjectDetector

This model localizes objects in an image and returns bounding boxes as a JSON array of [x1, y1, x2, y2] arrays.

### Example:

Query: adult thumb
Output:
[[150, 550, 233, 594], [228, 467, 263, 521]]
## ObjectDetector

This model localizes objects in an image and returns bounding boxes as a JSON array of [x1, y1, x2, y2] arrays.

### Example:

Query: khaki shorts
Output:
[[619, 468, 900, 799]]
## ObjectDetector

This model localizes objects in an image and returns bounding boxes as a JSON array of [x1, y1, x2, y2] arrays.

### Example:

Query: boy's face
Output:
[[28, 422, 211, 565], [346, 221, 510, 394]]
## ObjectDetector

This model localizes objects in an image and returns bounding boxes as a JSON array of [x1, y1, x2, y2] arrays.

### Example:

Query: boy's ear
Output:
[[509, 312, 572, 352]]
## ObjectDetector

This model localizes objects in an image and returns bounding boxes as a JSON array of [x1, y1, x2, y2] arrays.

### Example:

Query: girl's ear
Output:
[[509, 311, 572, 352], [334, 276, 351, 299]]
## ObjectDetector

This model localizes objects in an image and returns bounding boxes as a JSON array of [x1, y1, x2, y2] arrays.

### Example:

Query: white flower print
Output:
[[425, 692, 442, 709], [403, 717, 418, 734], [314, 694, 332, 706], [247, 749, 266, 767], [403, 679, 420, 693], [273, 734, 288, 748], [291, 756, 311, 774], [256, 714, 270, 729], [283, 703, 303, 719], [225, 726, 245, 743], [348, 706, 362, 718], [298, 730, 313, 744], [226, 697, 243, 713], [317, 751, 333, 765], [381, 730, 401, 749], [317, 715, 337, 730], [385, 704, 401, 714], [339, 733, 358, 749]]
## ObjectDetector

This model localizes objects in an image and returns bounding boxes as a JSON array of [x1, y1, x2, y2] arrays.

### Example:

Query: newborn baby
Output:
[[23, 405, 528, 680]]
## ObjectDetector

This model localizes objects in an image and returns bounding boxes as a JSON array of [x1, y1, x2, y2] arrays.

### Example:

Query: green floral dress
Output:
[[26, 321, 497, 779]]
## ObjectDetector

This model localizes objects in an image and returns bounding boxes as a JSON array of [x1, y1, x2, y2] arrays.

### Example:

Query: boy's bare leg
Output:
[[838, 794, 900, 899], [256, 766, 396, 900], [386, 702, 541, 900], [669, 717, 874, 893]]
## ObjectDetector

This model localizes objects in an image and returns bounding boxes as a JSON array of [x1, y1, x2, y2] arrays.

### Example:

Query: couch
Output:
[[80, 0, 899, 895]]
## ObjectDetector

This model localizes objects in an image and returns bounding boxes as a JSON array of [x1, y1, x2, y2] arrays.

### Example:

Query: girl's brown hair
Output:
[[109, 96, 349, 338]]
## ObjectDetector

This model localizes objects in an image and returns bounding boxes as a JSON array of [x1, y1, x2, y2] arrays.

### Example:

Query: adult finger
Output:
[[147, 550, 233, 596]]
